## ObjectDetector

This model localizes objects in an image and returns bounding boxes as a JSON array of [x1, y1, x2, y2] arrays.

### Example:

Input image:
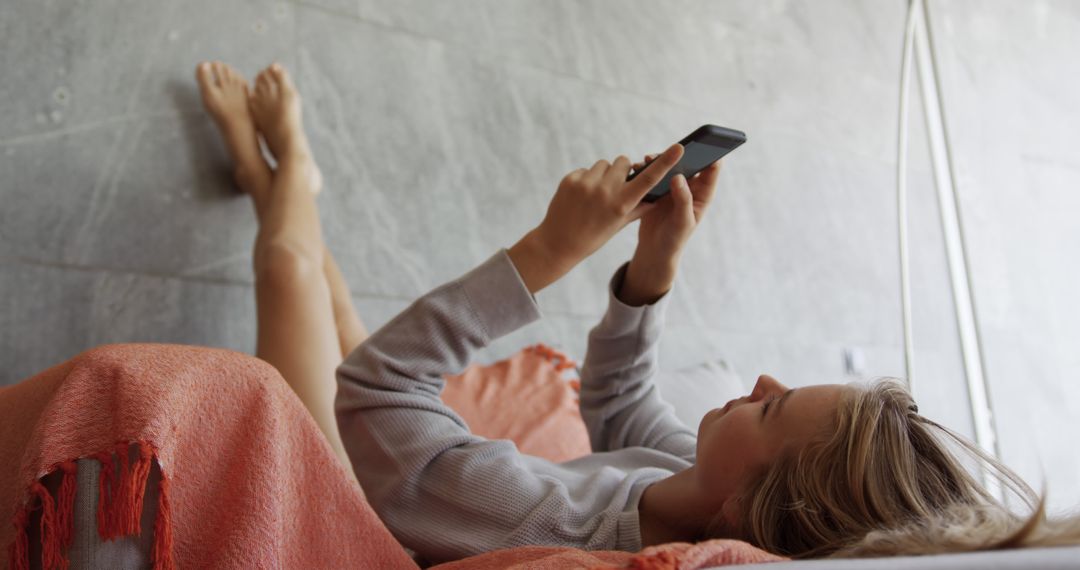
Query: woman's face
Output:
[[695, 374, 845, 501]]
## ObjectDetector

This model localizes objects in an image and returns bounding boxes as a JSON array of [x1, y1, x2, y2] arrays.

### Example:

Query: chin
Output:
[[698, 407, 722, 433]]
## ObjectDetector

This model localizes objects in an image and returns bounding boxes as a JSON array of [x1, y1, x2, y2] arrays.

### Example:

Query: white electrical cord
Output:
[[897, 0, 921, 390], [899, 0, 1002, 499]]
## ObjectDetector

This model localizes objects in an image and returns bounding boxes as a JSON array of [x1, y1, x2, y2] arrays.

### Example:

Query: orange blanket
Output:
[[2, 344, 784, 569], [0, 344, 416, 570]]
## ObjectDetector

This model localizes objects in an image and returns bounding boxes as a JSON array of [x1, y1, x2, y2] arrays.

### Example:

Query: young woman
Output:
[[197, 61, 1079, 565]]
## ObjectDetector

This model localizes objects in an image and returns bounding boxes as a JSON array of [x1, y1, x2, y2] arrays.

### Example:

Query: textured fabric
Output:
[[336, 250, 697, 564], [441, 345, 591, 463], [0, 344, 417, 570], [66, 458, 156, 569], [737, 546, 1080, 570], [429, 539, 786, 570]]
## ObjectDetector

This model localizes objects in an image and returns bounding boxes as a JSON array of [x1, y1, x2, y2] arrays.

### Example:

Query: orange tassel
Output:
[[55, 461, 78, 567], [29, 480, 60, 570], [113, 442, 133, 536], [11, 443, 167, 570], [129, 442, 154, 536], [152, 473, 175, 570], [9, 508, 30, 570]]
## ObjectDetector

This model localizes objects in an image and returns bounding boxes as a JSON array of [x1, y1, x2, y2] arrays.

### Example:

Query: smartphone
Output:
[[628, 124, 747, 202]]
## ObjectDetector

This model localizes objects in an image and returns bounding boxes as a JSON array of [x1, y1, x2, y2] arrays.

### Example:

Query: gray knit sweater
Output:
[[336, 250, 697, 564]]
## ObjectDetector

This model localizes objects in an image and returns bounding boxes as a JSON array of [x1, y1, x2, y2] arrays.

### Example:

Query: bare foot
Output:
[[195, 61, 272, 203], [248, 63, 323, 194]]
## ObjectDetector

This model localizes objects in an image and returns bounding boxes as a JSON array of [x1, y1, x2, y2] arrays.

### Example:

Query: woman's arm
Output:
[[507, 144, 685, 293], [578, 262, 696, 460], [335, 149, 687, 561], [579, 157, 724, 459]]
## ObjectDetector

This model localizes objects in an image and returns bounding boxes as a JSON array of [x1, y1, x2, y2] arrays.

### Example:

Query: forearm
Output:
[[506, 229, 577, 294], [335, 250, 541, 492], [337, 250, 540, 396], [578, 263, 695, 458], [619, 249, 679, 306]]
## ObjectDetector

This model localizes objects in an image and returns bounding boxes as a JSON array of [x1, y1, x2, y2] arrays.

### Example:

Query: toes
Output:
[[268, 62, 296, 93], [212, 61, 227, 86], [221, 64, 236, 85], [195, 61, 214, 88], [255, 71, 272, 96], [223, 63, 247, 87]]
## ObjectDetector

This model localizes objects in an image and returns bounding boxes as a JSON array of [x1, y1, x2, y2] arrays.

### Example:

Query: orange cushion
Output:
[[442, 345, 590, 463]]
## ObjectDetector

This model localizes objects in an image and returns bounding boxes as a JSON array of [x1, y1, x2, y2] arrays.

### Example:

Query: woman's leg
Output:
[[323, 251, 369, 356], [195, 61, 367, 357], [195, 61, 361, 469]]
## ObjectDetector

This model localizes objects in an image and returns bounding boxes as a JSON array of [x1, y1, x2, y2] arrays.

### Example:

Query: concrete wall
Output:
[[1, 0, 1076, 509]]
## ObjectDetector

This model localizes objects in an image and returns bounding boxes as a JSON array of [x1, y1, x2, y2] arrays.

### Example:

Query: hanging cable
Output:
[[896, 0, 920, 391]]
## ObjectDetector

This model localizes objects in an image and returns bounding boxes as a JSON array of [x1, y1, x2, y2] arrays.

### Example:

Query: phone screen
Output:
[[643, 141, 733, 201]]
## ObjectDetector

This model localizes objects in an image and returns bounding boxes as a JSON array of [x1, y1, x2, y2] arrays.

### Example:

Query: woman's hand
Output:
[[619, 156, 722, 306], [508, 144, 685, 293]]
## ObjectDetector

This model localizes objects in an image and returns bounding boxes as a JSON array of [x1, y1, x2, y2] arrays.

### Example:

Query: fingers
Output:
[[690, 159, 723, 184], [583, 159, 610, 185], [602, 155, 632, 189], [670, 174, 696, 223], [687, 160, 722, 220], [631, 153, 659, 175], [562, 167, 587, 186], [623, 143, 684, 204], [627, 201, 657, 222]]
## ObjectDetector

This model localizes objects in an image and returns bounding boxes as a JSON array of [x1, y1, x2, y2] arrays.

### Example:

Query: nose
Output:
[[749, 374, 788, 401]]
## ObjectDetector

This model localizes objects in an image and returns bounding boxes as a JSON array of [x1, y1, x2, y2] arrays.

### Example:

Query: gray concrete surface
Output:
[[1, 1, 1076, 510]]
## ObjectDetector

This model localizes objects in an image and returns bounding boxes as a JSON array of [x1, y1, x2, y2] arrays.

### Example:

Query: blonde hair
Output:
[[716, 379, 1080, 558]]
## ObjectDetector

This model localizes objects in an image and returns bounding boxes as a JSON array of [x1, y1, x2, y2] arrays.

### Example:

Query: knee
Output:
[[253, 239, 322, 288]]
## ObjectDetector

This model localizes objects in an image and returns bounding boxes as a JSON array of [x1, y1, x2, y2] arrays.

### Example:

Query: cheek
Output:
[[697, 411, 770, 492]]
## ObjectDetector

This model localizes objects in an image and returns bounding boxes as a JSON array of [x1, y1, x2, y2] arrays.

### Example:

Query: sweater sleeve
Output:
[[335, 250, 646, 563], [578, 262, 697, 462]]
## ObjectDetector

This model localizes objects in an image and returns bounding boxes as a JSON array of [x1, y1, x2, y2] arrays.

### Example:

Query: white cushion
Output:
[[655, 359, 749, 430]]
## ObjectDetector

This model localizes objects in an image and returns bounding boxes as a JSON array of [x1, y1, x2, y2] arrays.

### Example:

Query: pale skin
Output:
[[196, 61, 363, 471], [198, 60, 844, 546], [503, 139, 846, 545]]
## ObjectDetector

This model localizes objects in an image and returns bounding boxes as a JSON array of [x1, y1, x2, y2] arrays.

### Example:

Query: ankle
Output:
[[274, 145, 313, 169]]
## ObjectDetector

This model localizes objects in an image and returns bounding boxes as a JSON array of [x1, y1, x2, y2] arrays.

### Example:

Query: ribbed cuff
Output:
[[601, 262, 673, 335], [616, 476, 663, 553], [457, 249, 543, 341]]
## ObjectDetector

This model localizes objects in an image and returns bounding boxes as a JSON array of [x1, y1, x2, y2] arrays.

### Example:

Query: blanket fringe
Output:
[[152, 474, 174, 570], [8, 441, 173, 570], [129, 442, 154, 535], [9, 508, 29, 570], [29, 481, 61, 570], [56, 461, 77, 556], [94, 448, 116, 541]]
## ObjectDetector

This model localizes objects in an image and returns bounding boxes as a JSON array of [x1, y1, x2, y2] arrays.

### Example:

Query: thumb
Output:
[[627, 201, 657, 222], [671, 175, 695, 225]]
